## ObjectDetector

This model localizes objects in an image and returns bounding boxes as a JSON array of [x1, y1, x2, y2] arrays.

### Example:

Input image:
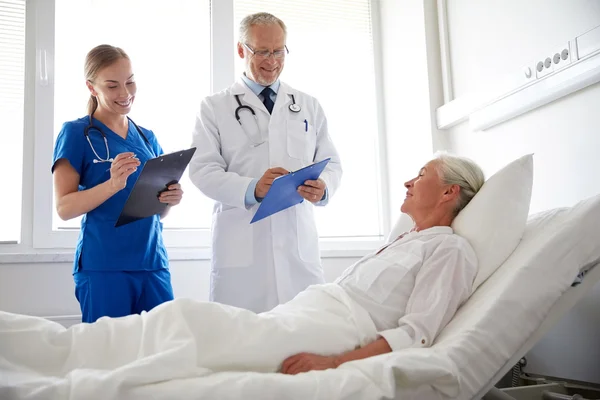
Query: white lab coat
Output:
[[189, 77, 342, 313]]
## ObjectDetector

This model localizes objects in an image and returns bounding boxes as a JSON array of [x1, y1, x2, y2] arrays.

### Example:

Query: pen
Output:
[[304, 119, 308, 132]]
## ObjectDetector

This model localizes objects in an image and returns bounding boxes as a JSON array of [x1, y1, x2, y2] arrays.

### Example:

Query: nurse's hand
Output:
[[255, 167, 289, 199], [298, 179, 326, 203], [158, 183, 183, 206], [108, 152, 140, 192]]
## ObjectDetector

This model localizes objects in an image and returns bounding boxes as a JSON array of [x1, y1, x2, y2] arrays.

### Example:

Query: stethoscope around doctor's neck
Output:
[[83, 114, 152, 163], [234, 93, 301, 147]]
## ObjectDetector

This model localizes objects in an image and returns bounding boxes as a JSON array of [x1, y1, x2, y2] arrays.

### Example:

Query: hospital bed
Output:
[[444, 194, 600, 400], [479, 262, 600, 400], [159, 193, 600, 400], [2, 194, 598, 400], [2, 156, 600, 400], [374, 192, 600, 400]]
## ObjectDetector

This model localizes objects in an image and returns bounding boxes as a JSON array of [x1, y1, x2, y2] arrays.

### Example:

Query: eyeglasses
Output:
[[242, 43, 289, 59]]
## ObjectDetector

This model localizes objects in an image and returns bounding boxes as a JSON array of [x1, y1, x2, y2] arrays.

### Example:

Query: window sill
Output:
[[0, 248, 210, 264], [0, 245, 377, 264]]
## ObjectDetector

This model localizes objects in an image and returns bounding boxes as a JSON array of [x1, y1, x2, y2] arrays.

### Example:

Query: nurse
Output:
[[52, 44, 183, 323]]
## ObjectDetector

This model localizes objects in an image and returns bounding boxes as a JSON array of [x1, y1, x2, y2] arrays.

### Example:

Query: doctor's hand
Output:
[[108, 152, 140, 192], [298, 179, 326, 203], [280, 352, 338, 375], [158, 183, 183, 207], [255, 167, 289, 199]]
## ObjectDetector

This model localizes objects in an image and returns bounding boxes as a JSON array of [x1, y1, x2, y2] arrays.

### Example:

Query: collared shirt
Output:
[[240, 73, 280, 102], [335, 226, 477, 351], [239, 74, 328, 207]]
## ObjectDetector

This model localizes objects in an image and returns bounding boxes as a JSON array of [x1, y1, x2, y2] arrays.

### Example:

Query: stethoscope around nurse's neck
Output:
[[84, 114, 152, 163], [233, 92, 301, 147]]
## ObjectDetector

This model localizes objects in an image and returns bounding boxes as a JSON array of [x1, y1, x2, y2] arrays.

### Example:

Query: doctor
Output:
[[189, 12, 343, 313]]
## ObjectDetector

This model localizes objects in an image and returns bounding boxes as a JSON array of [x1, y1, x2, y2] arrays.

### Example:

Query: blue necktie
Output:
[[261, 87, 275, 114]]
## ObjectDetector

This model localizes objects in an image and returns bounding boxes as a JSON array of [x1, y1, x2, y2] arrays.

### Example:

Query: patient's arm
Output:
[[282, 238, 477, 375], [280, 338, 392, 375], [335, 337, 392, 365], [378, 241, 476, 351]]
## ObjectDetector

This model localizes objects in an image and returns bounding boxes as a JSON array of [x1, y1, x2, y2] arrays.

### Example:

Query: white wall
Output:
[[0, 260, 208, 317], [441, 0, 600, 385], [0, 258, 357, 318]]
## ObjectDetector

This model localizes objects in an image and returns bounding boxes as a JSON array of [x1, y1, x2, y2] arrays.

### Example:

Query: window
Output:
[[234, 0, 383, 239], [26, 0, 387, 252], [0, 0, 25, 243], [52, 0, 213, 232]]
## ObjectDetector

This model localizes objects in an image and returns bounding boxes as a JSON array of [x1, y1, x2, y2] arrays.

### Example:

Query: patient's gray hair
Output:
[[434, 152, 485, 215], [239, 12, 287, 44]]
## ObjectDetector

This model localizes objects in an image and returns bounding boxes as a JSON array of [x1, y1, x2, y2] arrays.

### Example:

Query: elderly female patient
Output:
[[0, 153, 485, 379]]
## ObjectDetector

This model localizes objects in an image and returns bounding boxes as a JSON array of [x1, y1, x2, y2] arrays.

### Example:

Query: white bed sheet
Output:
[[2, 195, 600, 400], [0, 284, 460, 400]]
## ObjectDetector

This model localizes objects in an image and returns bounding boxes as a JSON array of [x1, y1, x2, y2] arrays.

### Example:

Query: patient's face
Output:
[[401, 160, 447, 219]]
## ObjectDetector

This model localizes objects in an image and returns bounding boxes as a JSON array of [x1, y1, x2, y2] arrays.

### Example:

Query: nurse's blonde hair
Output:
[[84, 44, 130, 115], [239, 12, 287, 44], [434, 152, 485, 216]]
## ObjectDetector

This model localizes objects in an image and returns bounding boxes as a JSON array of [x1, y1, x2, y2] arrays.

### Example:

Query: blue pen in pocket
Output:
[[304, 119, 308, 132]]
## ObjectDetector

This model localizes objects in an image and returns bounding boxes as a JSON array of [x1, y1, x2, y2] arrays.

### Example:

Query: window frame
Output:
[[4, 0, 390, 257], [0, 0, 26, 245]]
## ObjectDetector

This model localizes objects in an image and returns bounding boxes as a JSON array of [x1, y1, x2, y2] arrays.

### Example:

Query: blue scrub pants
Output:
[[74, 269, 174, 323]]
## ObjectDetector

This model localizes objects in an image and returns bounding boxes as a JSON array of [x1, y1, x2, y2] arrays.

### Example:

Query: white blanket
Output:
[[6, 196, 600, 400], [0, 284, 456, 400]]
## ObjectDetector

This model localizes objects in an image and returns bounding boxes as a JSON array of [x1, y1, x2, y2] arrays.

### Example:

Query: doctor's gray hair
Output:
[[239, 12, 287, 44], [434, 152, 485, 216], [84, 44, 130, 115]]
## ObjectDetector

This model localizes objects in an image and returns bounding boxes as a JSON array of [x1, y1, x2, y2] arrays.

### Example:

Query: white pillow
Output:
[[387, 154, 534, 290], [453, 154, 534, 290], [386, 213, 414, 243]]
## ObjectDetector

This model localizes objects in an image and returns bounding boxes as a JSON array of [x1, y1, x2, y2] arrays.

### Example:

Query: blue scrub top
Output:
[[52, 116, 169, 274]]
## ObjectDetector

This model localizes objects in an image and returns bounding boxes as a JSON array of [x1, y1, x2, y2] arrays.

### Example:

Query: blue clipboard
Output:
[[251, 158, 331, 224]]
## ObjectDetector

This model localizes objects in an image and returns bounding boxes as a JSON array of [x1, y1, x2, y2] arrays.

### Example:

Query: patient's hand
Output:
[[281, 339, 393, 374], [280, 352, 338, 375]]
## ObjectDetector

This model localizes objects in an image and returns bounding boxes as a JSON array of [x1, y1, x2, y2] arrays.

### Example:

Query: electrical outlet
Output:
[[535, 57, 552, 79], [551, 42, 572, 72]]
